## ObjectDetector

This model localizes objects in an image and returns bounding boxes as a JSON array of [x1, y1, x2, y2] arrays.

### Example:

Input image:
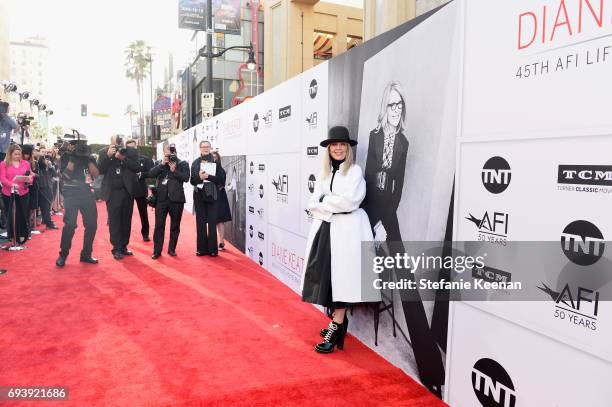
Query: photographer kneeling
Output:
[[149, 144, 189, 259]]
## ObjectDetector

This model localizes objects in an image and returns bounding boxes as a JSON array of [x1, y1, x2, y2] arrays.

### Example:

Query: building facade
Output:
[[9, 36, 49, 114], [0, 0, 10, 99]]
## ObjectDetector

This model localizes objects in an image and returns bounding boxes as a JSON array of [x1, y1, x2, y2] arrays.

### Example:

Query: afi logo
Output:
[[558, 165, 612, 186], [273, 175, 289, 194], [259, 184, 264, 199], [472, 358, 516, 407], [263, 109, 273, 126], [482, 157, 511, 194], [561, 220, 605, 266], [253, 113, 260, 133], [309, 79, 318, 99], [257, 208, 265, 219], [466, 211, 509, 237], [306, 112, 318, 129], [248, 184, 254, 193], [247, 246, 254, 257], [308, 174, 316, 193]]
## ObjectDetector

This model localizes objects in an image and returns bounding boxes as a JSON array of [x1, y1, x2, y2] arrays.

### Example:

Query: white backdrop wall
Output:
[[446, 0, 612, 406]]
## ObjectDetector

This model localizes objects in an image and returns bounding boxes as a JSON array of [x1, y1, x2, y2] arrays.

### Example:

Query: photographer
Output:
[[56, 135, 99, 267], [98, 135, 139, 260], [14, 113, 32, 145], [125, 139, 153, 241], [21, 145, 39, 235], [0, 101, 17, 230], [191, 140, 223, 257], [37, 146, 58, 229], [149, 143, 189, 259]]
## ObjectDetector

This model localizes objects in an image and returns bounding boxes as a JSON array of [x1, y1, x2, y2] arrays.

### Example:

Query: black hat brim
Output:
[[320, 138, 358, 147]]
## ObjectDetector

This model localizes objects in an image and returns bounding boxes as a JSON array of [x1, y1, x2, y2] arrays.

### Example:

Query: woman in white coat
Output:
[[302, 126, 379, 354]]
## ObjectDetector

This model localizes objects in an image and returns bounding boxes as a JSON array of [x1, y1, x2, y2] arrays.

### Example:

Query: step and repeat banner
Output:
[[446, 0, 612, 406], [156, 0, 612, 404]]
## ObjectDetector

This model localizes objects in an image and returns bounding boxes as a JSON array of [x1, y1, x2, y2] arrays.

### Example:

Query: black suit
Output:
[[37, 157, 57, 227], [98, 146, 139, 253], [362, 127, 445, 391], [133, 154, 154, 239], [190, 155, 223, 255], [149, 159, 189, 255]]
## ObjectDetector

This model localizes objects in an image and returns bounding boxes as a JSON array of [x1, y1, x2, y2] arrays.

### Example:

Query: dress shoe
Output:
[[196, 251, 206, 256], [122, 248, 134, 256], [315, 319, 348, 354], [151, 253, 161, 260], [80, 256, 98, 264], [320, 316, 349, 337], [168, 251, 177, 257], [218, 242, 225, 250], [209, 253, 218, 257], [143, 236, 151, 242], [112, 251, 124, 260], [46, 223, 59, 230], [56, 255, 67, 268]]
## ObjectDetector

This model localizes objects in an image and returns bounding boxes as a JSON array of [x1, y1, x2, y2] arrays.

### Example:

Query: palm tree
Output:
[[124, 40, 151, 143], [51, 125, 63, 139], [124, 105, 137, 138]]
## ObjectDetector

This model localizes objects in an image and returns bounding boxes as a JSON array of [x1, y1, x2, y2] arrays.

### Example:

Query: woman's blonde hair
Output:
[[322, 143, 353, 178], [4, 144, 22, 165]]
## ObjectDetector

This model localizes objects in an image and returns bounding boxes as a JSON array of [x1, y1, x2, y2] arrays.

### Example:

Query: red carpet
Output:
[[0, 203, 446, 406]]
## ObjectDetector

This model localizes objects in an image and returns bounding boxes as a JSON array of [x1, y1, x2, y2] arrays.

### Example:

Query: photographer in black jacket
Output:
[[98, 135, 139, 260], [125, 139, 154, 241], [37, 146, 58, 230], [149, 143, 189, 259]]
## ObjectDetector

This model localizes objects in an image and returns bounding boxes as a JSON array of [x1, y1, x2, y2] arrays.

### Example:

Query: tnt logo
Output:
[[308, 174, 316, 193], [482, 157, 511, 194], [561, 220, 605, 266], [249, 225, 254, 238], [259, 184, 264, 199], [309, 79, 318, 99], [259, 252, 264, 266], [253, 113, 260, 133], [472, 358, 516, 407]]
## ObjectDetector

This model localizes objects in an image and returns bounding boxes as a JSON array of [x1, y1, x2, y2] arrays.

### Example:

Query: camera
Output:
[[60, 129, 91, 158], [0, 101, 8, 114], [113, 135, 128, 155], [17, 113, 34, 127], [168, 154, 178, 163]]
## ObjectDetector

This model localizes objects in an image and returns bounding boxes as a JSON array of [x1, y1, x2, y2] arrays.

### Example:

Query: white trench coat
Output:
[[301, 163, 381, 303]]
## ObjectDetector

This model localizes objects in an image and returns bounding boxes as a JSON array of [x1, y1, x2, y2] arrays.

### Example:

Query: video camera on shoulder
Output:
[[62, 129, 92, 158], [17, 112, 34, 127]]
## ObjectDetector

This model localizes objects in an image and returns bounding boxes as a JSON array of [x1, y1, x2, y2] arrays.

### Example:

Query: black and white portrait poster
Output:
[[221, 155, 246, 253], [327, 1, 459, 397]]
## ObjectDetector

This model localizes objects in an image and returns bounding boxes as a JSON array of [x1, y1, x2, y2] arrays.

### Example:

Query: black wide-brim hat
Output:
[[320, 126, 358, 147]]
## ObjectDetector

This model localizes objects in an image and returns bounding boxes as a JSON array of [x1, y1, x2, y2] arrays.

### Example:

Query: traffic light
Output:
[[81, 104, 87, 117]]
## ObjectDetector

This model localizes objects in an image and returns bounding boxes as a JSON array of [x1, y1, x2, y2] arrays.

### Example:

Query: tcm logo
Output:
[[258, 231, 265, 241], [308, 174, 316, 194], [307, 146, 319, 156], [259, 184, 264, 199], [263, 109, 273, 126], [561, 220, 604, 266], [249, 161, 255, 174], [482, 157, 511, 194], [306, 112, 318, 129], [273, 175, 289, 203], [279, 105, 292, 121], [248, 184, 254, 194], [257, 208, 265, 219], [253, 113, 260, 133], [518, 0, 607, 50], [259, 252, 264, 266], [472, 358, 516, 407], [248, 206, 255, 214], [466, 211, 509, 243], [538, 282, 600, 331], [558, 165, 612, 186], [472, 265, 511, 284], [249, 225, 254, 238], [258, 164, 266, 173], [309, 79, 318, 99]]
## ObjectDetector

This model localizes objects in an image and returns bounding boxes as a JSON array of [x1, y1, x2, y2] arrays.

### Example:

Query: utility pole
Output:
[[206, 0, 213, 93]]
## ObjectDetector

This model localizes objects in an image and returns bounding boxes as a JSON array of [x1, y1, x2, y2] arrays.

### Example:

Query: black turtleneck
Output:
[[330, 158, 345, 192], [201, 153, 214, 163]]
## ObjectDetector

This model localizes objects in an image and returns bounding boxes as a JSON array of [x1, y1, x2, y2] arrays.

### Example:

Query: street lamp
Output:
[[145, 54, 154, 146], [198, 42, 257, 94]]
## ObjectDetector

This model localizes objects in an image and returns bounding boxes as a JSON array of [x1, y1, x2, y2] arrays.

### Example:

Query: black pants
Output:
[[60, 187, 97, 258], [194, 197, 218, 255], [134, 196, 150, 238], [107, 188, 133, 253], [153, 199, 184, 255], [2, 193, 29, 242], [39, 187, 53, 226]]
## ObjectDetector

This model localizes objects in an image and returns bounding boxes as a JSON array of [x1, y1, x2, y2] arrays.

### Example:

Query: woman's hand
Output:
[[199, 171, 208, 180]]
